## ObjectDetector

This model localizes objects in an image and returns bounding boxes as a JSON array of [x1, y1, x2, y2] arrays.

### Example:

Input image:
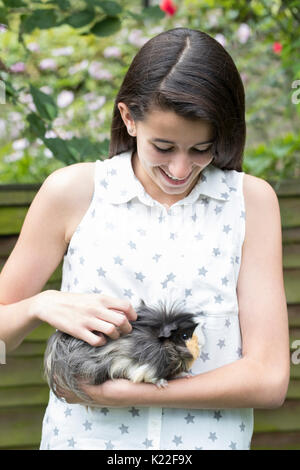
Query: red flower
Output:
[[273, 42, 282, 54], [160, 0, 177, 16]]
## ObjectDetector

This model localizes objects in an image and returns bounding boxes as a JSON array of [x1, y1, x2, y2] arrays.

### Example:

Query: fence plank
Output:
[[0, 406, 45, 449], [0, 180, 300, 450]]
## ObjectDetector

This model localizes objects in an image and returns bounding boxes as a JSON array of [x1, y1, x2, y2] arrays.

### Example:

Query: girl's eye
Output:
[[153, 145, 210, 154]]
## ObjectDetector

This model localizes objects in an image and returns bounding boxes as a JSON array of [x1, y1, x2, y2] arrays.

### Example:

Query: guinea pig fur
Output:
[[44, 299, 202, 402]]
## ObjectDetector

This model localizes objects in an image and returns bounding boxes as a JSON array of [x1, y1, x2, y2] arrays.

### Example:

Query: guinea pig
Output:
[[43, 299, 203, 402]]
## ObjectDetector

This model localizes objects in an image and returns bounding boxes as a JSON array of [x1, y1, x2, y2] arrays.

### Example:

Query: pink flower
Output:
[[273, 42, 282, 54], [10, 62, 25, 73], [160, 0, 177, 16]]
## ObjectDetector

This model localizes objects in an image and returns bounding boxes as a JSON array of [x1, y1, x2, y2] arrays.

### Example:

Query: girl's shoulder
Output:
[[47, 161, 96, 244], [242, 172, 278, 208]]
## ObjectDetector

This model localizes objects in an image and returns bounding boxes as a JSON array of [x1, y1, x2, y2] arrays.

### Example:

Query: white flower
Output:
[[27, 42, 40, 52], [44, 148, 53, 158], [39, 58, 57, 70], [69, 60, 89, 75], [4, 151, 24, 162], [58, 130, 74, 139], [8, 112, 23, 121], [241, 73, 248, 84], [52, 46, 74, 56], [0, 119, 6, 138], [53, 117, 68, 127], [236, 23, 251, 44], [103, 46, 121, 58], [87, 96, 106, 111], [82, 92, 97, 102], [128, 29, 148, 47], [88, 61, 112, 80], [40, 86, 53, 95], [12, 138, 29, 151], [149, 26, 164, 35], [45, 130, 57, 138], [28, 102, 37, 112], [57, 90, 74, 108], [19, 92, 33, 104], [207, 9, 222, 27], [97, 111, 106, 126], [215, 33, 227, 47]]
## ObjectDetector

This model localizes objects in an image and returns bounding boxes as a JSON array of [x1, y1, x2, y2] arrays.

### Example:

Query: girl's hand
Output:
[[31, 290, 137, 346], [56, 379, 136, 407]]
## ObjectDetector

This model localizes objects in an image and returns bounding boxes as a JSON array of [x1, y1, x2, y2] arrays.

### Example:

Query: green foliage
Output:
[[0, 0, 299, 182]]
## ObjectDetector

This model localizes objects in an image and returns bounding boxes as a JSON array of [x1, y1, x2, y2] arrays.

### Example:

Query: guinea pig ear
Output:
[[158, 322, 178, 339]]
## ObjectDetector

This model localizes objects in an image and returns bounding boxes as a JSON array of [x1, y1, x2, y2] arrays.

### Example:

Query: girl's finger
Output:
[[87, 317, 121, 340], [95, 308, 133, 335], [99, 296, 138, 321]]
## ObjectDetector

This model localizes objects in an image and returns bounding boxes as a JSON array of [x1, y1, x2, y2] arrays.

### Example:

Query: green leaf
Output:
[[97, 1, 122, 16], [3, 0, 27, 7], [141, 5, 165, 20], [123, 10, 143, 21], [84, 0, 122, 15], [90, 16, 121, 37], [65, 137, 107, 161], [30, 85, 58, 121], [56, 0, 71, 9], [63, 9, 95, 28], [42, 137, 77, 165], [42, 137, 109, 165], [2, 79, 17, 98], [27, 113, 46, 138], [22, 9, 57, 33], [0, 8, 8, 25]]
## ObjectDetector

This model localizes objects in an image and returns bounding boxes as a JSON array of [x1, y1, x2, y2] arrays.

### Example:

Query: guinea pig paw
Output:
[[155, 378, 169, 389], [185, 373, 194, 379]]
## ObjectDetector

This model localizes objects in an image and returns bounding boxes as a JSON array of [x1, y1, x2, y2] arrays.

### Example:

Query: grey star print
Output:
[[40, 152, 253, 450]]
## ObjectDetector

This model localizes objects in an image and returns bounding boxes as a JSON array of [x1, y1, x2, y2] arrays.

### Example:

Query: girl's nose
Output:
[[167, 154, 193, 179]]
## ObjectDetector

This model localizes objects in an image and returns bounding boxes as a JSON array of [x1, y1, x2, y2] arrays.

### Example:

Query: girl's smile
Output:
[[123, 107, 215, 207]]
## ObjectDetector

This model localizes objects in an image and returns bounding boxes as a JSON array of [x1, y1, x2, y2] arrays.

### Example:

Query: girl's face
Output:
[[118, 104, 215, 206]]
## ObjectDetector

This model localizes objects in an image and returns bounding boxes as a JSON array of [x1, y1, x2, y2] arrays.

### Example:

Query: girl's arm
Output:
[[0, 168, 70, 351], [64, 175, 290, 409], [0, 164, 136, 352]]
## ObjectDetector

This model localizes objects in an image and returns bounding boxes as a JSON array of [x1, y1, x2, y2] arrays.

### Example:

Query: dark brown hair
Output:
[[109, 27, 245, 171]]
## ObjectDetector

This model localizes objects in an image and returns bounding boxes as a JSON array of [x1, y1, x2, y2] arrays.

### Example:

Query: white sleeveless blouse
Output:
[[40, 150, 253, 450]]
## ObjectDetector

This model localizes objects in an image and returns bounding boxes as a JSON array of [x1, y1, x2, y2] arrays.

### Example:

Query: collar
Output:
[[99, 150, 231, 207]]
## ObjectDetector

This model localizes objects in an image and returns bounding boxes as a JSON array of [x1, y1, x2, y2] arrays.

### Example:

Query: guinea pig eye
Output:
[[181, 332, 189, 340]]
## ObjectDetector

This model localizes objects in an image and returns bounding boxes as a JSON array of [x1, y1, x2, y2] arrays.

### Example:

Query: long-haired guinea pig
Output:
[[44, 299, 203, 402]]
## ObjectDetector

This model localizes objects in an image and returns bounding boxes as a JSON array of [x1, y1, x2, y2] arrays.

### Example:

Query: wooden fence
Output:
[[0, 180, 299, 450]]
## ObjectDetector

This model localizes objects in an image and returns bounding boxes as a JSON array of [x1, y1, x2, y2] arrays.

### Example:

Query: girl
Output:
[[0, 28, 290, 450]]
